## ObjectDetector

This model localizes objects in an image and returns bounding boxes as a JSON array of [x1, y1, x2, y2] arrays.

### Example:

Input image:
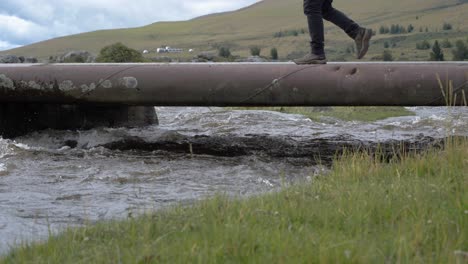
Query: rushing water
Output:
[[0, 107, 467, 253]]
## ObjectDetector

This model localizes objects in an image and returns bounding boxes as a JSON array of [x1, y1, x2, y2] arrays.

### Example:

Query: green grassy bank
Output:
[[228, 107, 415, 122], [2, 138, 466, 263]]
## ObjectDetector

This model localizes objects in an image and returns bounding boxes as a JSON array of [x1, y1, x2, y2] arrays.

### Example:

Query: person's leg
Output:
[[322, 0, 372, 59], [294, 0, 327, 64], [322, 0, 360, 39], [304, 0, 326, 55]]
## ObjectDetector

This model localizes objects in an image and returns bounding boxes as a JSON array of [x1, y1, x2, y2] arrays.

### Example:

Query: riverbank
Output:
[[2, 137, 466, 263], [227, 107, 415, 122]]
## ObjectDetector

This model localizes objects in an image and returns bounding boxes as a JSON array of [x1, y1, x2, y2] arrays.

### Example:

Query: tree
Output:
[[452, 40, 468, 61], [270, 48, 279, 60], [218, 47, 231, 58], [429, 40, 444, 61], [383, 50, 394, 61], [416, 40, 431, 50], [96, 42, 144, 63], [441, 39, 453, 48], [250, 46, 262, 56], [379, 25, 387, 34], [442, 22, 453, 31]]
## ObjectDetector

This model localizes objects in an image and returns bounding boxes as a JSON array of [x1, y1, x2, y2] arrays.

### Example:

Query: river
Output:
[[0, 107, 467, 253]]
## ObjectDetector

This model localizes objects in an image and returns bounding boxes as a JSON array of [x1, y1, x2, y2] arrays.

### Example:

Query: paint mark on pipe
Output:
[[99, 79, 113, 89], [59, 80, 75, 92], [80, 83, 96, 93], [119, 77, 138, 89]]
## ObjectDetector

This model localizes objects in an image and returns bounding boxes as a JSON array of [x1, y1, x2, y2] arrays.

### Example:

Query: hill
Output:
[[2, 0, 468, 61]]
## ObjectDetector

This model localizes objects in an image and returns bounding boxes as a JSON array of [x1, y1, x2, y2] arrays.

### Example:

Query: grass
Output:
[[228, 106, 415, 122], [2, 138, 466, 263], [2, 0, 467, 61]]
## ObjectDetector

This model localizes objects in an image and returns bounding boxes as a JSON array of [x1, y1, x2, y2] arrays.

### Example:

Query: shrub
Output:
[[441, 39, 453, 48], [390, 24, 406, 34], [270, 48, 278, 60], [379, 25, 389, 34], [273, 29, 307, 38], [452, 40, 468, 61], [383, 50, 394, 61], [96, 42, 144, 63], [442, 22, 453, 31], [429, 40, 444, 61], [345, 45, 355, 54], [407, 24, 414, 33], [416, 40, 431, 50], [218, 47, 231, 58], [250, 46, 261, 56]]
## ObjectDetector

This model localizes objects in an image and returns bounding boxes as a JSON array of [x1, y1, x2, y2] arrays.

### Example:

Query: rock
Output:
[[59, 50, 95, 63], [0, 55, 20, 63], [235, 56, 269, 63], [24, 57, 38, 63], [195, 52, 216, 62], [150, 56, 173, 63]]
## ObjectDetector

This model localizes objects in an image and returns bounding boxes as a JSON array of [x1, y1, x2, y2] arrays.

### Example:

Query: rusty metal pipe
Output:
[[1, 62, 467, 106]]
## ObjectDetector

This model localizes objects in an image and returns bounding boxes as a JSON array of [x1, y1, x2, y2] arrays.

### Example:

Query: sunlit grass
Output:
[[2, 138, 466, 263], [3, 0, 467, 61], [228, 106, 415, 122]]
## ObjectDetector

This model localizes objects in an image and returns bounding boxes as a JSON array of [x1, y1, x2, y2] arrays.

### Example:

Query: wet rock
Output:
[[64, 140, 78, 149], [101, 134, 444, 165]]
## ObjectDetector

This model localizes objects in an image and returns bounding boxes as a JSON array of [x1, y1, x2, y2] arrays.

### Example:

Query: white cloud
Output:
[[0, 40, 19, 50], [0, 0, 259, 51], [0, 14, 49, 42]]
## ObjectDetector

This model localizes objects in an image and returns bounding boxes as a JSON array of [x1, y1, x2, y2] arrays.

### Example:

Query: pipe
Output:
[[0, 62, 467, 106]]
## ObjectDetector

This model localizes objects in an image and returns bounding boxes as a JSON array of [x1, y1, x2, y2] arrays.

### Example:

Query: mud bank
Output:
[[101, 134, 443, 164]]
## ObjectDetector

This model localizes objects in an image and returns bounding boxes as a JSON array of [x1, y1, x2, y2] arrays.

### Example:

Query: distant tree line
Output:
[[379, 38, 468, 62], [420, 38, 468, 61], [273, 28, 307, 38], [379, 22, 453, 35], [379, 24, 414, 34]]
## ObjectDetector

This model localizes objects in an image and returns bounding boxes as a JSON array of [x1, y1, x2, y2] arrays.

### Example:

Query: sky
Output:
[[0, 0, 259, 51]]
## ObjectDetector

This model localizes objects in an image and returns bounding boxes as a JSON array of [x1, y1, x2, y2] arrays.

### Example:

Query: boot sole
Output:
[[358, 29, 372, 59], [294, 59, 327, 65]]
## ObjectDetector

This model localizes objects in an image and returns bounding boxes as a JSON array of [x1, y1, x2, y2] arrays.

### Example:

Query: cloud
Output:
[[0, 0, 259, 51], [0, 40, 19, 51]]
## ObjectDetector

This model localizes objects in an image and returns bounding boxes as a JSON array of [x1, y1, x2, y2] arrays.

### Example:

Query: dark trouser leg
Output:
[[322, 0, 360, 39], [303, 0, 326, 55]]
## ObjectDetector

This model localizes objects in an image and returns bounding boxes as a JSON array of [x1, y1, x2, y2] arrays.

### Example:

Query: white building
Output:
[[157, 46, 183, 53]]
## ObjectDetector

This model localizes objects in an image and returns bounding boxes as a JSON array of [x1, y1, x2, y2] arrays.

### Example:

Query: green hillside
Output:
[[2, 0, 468, 61]]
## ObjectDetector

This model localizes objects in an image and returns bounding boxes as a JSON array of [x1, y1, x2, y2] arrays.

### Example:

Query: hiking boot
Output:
[[354, 28, 373, 59], [293, 53, 327, 65]]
